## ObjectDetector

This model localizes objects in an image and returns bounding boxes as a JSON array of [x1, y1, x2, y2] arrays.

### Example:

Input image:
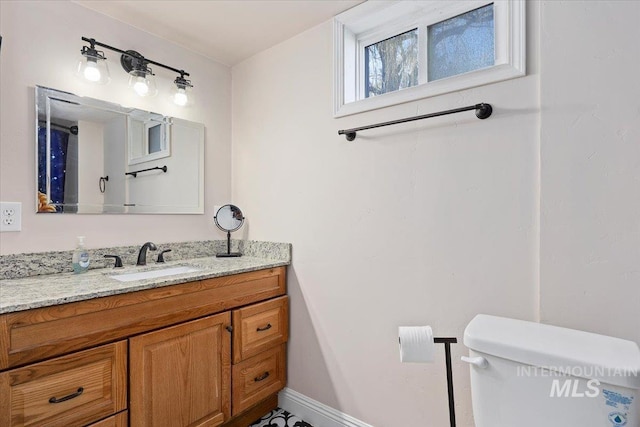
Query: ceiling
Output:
[[73, 0, 363, 67]]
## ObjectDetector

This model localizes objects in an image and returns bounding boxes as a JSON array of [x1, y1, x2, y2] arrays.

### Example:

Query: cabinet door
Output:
[[130, 313, 231, 427]]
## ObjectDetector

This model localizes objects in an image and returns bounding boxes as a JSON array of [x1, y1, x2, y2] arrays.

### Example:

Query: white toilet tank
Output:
[[463, 315, 640, 427]]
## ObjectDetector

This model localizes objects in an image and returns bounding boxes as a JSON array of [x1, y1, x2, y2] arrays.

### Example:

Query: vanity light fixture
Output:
[[78, 37, 193, 105]]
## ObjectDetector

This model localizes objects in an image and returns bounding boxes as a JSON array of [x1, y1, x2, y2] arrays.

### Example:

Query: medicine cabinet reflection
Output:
[[36, 86, 204, 214]]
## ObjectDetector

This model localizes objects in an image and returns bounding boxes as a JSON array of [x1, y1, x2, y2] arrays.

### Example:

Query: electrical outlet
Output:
[[0, 202, 22, 232]]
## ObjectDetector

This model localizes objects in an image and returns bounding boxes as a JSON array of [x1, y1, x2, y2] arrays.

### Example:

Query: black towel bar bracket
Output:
[[338, 103, 492, 141]]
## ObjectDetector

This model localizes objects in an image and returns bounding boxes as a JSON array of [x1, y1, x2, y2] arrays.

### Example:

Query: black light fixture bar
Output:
[[82, 37, 190, 77], [337, 103, 492, 141]]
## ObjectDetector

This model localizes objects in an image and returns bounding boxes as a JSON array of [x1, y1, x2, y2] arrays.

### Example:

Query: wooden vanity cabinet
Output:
[[0, 267, 288, 427]]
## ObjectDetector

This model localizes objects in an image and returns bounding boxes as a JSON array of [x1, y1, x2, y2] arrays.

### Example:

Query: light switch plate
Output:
[[0, 202, 22, 232]]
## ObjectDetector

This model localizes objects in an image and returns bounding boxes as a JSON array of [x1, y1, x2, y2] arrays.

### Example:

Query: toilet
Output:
[[463, 315, 640, 427]]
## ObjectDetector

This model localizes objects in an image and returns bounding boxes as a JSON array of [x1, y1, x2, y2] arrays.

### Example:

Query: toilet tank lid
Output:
[[464, 315, 640, 389]]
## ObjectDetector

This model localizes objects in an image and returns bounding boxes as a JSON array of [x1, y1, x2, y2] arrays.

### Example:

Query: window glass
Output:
[[428, 4, 494, 81], [148, 124, 162, 154], [365, 28, 418, 98]]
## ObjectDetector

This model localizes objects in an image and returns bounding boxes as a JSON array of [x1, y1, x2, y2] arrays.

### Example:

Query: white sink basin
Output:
[[109, 266, 201, 282]]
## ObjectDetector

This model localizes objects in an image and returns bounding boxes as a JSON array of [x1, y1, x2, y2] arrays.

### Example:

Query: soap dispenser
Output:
[[72, 236, 90, 273]]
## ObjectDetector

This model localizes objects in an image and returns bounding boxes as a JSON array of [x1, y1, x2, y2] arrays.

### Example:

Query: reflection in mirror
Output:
[[127, 110, 170, 165], [35, 86, 205, 214], [214, 204, 245, 257]]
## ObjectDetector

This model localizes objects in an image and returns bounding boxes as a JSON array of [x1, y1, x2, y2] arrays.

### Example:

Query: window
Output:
[[334, 0, 525, 117]]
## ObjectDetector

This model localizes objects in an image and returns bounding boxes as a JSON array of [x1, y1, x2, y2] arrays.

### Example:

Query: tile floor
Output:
[[249, 407, 313, 427]]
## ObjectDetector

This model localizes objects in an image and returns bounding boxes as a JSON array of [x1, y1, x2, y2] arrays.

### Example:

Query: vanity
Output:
[[0, 244, 290, 427]]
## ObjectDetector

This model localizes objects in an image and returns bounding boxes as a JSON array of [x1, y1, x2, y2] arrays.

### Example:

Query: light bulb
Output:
[[83, 61, 101, 82], [133, 77, 149, 96], [128, 70, 157, 97], [173, 88, 188, 106]]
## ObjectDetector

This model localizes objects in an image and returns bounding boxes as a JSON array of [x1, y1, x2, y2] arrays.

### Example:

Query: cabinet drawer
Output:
[[88, 411, 128, 427], [232, 344, 286, 416], [232, 296, 288, 363], [0, 341, 127, 427]]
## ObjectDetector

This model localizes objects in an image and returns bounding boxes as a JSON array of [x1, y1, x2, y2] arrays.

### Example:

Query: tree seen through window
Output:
[[365, 29, 418, 98]]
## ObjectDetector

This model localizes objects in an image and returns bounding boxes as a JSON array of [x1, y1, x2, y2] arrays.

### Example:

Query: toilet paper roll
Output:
[[399, 325, 435, 363]]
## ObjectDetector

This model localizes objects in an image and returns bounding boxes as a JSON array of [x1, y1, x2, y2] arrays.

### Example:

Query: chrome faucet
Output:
[[137, 242, 157, 266]]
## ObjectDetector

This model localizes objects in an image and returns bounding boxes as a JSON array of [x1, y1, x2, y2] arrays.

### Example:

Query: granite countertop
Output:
[[0, 240, 291, 314], [0, 255, 288, 314]]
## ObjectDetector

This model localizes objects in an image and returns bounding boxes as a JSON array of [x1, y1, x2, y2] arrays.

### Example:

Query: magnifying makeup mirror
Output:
[[214, 204, 245, 257]]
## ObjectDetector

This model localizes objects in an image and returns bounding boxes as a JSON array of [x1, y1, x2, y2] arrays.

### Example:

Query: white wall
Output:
[[231, 2, 540, 425], [539, 1, 640, 343], [0, 0, 231, 254]]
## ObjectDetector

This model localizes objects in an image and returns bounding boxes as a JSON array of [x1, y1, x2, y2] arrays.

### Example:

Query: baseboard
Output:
[[278, 387, 373, 427]]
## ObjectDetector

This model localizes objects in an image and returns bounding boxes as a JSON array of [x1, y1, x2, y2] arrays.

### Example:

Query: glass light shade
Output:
[[171, 85, 193, 106], [128, 70, 157, 97], [76, 55, 110, 84]]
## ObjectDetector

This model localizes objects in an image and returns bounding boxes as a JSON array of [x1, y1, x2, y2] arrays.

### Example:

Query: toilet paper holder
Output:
[[435, 337, 458, 427], [398, 332, 459, 426]]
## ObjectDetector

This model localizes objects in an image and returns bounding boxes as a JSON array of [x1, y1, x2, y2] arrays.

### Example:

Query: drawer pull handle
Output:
[[256, 323, 272, 332], [254, 372, 270, 382], [49, 387, 84, 404]]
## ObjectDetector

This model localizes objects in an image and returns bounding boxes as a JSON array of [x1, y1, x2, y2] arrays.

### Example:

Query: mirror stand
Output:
[[217, 231, 241, 258]]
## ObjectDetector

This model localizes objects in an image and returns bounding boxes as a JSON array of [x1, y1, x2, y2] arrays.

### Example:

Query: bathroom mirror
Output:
[[214, 204, 245, 257], [35, 86, 205, 214]]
